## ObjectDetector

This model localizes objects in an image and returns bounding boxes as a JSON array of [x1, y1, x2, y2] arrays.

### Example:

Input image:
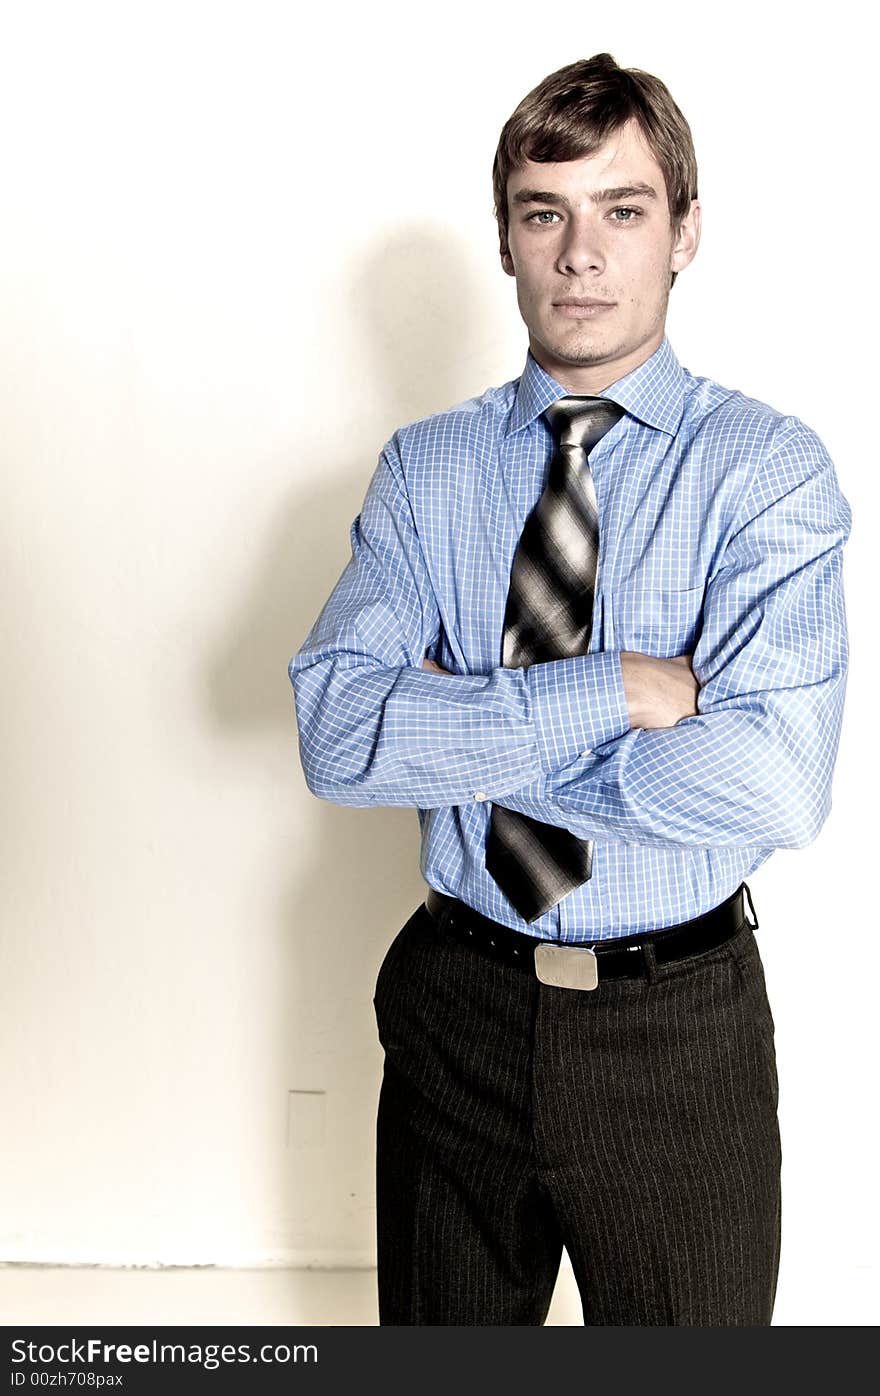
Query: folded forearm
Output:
[[289, 650, 630, 807], [501, 677, 847, 848]]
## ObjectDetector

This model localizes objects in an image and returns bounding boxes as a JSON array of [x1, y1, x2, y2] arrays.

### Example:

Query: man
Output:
[[289, 54, 851, 1326]]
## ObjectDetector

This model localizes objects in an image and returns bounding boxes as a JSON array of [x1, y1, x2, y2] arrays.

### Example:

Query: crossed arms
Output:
[[290, 423, 851, 851]]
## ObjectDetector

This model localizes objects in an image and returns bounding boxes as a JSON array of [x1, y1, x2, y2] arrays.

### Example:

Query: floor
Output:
[[0, 1262, 584, 1326], [2, 1262, 874, 1325]]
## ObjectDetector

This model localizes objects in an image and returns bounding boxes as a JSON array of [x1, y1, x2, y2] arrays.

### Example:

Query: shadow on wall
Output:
[[204, 225, 505, 1270], [208, 223, 499, 732]]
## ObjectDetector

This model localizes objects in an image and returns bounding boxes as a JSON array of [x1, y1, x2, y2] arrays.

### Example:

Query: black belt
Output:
[[423, 883, 757, 990]]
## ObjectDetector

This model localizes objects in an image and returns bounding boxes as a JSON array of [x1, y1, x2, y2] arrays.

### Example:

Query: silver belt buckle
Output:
[[534, 942, 599, 990]]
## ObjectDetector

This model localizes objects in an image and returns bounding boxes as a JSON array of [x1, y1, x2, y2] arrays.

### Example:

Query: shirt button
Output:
[[580, 750, 591, 758], [473, 790, 487, 801]]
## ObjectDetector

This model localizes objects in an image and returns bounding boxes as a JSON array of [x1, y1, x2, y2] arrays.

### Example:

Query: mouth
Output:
[[553, 298, 616, 318]]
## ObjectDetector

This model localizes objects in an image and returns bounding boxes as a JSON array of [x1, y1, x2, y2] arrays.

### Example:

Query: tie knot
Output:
[[544, 395, 625, 454]]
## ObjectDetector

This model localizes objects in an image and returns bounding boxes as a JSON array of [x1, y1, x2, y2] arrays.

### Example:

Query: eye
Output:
[[610, 206, 643, 223], [525, 209, 561, 225]]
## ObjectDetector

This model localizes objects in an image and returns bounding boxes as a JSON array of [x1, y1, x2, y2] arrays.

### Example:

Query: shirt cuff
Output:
[[525, 651, 631, 774]]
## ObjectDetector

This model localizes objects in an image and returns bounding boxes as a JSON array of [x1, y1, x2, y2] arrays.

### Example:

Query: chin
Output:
[[543, 333, 617, 367]]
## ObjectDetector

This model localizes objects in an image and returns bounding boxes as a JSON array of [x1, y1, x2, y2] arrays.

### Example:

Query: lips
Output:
[[553, 299, 616, 319], [554, 298, 615, 308]]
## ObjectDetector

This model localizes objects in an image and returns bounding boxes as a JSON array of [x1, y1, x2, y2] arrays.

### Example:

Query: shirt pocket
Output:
[[607, 581, 705, 656]]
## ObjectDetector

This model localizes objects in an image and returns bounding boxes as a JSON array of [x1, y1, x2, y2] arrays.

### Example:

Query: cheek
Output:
[[512, 254, 546, 297], [618, 252, 672, 304]]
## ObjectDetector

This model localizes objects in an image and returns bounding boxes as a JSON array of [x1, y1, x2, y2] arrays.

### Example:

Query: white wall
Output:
[[0, 0, 875, 1319]]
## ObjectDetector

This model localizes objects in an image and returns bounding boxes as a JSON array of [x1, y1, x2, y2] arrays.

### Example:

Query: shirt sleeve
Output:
[[494, 419, 852, 848], [288, 436, 631, 807]]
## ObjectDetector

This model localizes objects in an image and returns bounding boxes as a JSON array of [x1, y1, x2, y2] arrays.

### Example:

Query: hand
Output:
[[619, 651, 700, 730], [422, 657, 452, 675]]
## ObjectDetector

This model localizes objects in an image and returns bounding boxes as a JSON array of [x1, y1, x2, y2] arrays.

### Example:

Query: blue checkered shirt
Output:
[[289, 336, 851, 940]]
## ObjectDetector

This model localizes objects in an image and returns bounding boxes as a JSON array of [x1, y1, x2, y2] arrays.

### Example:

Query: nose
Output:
[[556, 215, 605, 277]]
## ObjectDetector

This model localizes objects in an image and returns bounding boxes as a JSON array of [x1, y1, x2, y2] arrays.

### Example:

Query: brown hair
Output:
[[492, 54, 698, 287]]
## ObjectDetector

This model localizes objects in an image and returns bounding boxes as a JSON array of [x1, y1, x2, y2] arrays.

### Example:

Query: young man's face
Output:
[[501, 119, 701, 393]]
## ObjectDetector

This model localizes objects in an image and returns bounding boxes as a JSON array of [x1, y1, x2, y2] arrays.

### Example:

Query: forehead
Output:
[[507, 120, 668, 207]]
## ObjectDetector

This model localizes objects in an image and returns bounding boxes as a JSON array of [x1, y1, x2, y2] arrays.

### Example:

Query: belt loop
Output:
[[641, 938, 660, 984], [425, 892, 450, 937], [742, 882, 759, 931], [435, 901, 453, 937]]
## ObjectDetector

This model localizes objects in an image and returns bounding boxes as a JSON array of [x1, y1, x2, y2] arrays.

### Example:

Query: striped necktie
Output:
[[485, 394, 625, 923]]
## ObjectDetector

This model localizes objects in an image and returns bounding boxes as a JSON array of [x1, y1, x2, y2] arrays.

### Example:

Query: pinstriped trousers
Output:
[[373, 898, 781, 1326]]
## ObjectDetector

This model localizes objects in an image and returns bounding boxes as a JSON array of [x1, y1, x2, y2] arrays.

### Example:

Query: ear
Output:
[[670, 198, 701, 277], [499, 228, 515, 278]]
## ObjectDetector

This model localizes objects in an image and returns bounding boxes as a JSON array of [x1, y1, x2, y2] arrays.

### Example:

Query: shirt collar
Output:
[[506, 334, 686, 438]]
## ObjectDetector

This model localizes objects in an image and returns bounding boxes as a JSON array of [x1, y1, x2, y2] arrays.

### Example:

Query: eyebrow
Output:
[[512, 182, 659, 207]]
